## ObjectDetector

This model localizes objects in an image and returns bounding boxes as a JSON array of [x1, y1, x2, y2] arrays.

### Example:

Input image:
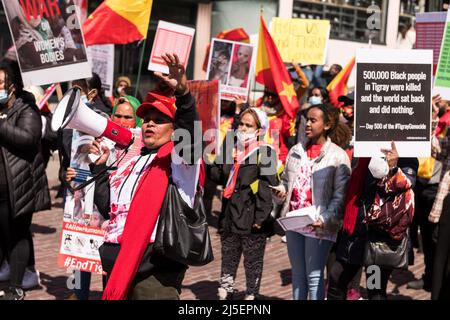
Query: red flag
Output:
[[255, 16, 298, 119], [327, 57, 356, 107], [82, 0, 153, 46]]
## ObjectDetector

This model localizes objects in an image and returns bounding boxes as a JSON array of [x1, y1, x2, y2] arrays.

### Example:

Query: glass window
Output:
[[211, 1, 278, 37], [292, 0, 388, 45]]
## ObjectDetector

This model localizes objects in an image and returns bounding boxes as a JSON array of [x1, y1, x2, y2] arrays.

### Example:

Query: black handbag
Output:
[[152, 177, 214, 266], [363, 228, 409, 270]]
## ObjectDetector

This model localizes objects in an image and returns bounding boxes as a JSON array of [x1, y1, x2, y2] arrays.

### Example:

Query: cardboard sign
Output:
[[354, 49, 433, 158], [416, 12, 446, 75], [2, 0, 92, 86], [435, 10, 450, 99], [148, 20, 195, 74], [206, 38, 255, 102], [58, 130, 115, 274], [269, 18, 330, 65], [87, 44, 115, 97], [188, 80, 220, 153]]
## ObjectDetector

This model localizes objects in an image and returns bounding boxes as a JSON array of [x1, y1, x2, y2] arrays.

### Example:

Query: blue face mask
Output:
[[0, 90, 9, 105], [309, 96, 322, 106], [80, 95, 89, 105]]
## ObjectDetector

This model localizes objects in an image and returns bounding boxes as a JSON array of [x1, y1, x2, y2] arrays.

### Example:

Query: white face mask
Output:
[[309, 96, 322, 106], [236, 131, 257, 144], [368, 157, 389, 179]]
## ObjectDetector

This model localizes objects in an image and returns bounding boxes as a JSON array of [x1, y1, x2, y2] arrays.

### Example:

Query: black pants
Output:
[[202, 175, 218, 218], [100, 243, 187, 300], [0, 196, 32, 289], [432, 194, 450, 300], [327, 260, 393, 300], [413, 181, 439, 285]]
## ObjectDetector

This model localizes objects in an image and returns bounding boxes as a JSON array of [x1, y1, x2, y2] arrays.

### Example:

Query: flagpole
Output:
[[134, 38, 147, 98]]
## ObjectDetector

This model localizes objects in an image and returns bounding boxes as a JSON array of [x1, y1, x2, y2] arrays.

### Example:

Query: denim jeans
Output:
[[286, 231, 333, 300]]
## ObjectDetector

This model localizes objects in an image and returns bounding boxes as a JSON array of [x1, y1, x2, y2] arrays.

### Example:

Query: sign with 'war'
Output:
[[2, 0, 91, 86], [355, 49, 433, 158]]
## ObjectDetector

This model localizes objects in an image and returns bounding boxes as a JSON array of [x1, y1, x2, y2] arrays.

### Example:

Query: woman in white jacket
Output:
[[274, 103, 351, 300]]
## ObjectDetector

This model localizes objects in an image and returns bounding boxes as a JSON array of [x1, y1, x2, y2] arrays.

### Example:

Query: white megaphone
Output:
[[51, 88, 133, 149]]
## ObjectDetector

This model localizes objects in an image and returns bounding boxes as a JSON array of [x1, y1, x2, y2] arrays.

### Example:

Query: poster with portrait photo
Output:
[[58, 129, 107, 274], [207, 39, 232, 85], [206, 39, 255, 102], [1, 0, 92, 86]]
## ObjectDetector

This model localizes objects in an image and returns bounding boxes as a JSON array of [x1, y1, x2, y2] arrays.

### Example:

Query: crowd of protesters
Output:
[[0, 47, 449, 302]]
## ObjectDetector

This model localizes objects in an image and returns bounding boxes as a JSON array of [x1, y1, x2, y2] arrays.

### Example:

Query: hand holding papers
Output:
[[277, 206, 317, 232]]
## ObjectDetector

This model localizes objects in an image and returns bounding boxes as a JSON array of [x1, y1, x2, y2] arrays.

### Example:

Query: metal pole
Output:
[[134, 38, 147, 98]]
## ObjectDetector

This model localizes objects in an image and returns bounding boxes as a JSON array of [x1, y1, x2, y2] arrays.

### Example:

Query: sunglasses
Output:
[[142, 115, 172, 125]]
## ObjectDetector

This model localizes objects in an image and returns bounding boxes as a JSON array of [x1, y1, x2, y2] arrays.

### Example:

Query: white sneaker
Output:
[[244, 294, 255, 300], [281, 235, 287, 243], [0, 261, 10, 282], [22, 269, 41, 290]]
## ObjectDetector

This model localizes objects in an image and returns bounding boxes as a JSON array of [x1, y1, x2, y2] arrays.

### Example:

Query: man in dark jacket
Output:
[[0, 59, 50, 300]]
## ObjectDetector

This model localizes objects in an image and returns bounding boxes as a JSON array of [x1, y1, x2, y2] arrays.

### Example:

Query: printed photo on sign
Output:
[[228, 44, 253, 88], [58, 128, 115, 274], [148, 20, 195, 74], [207, 40, 232, 85], [87, 44, 115, 97], [354, 49, 433, 158], [206, 39, 255, 102], [2, 0, 92, 86]]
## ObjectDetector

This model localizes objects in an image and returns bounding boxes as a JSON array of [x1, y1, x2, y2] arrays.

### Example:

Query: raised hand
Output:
[[154, 53, 189, 96], [381, 141, 399, 169], [432, 94, 442, 119]]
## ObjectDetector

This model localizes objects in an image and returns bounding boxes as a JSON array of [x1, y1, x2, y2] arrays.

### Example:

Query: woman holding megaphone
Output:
[[67, 53, 203, 300]]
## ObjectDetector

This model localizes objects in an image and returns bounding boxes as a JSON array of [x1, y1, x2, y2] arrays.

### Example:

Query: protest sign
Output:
[[416, 12, 446, 75], [206, 38, 255, 102], [2, 0, 92, 86], [74, 0, 88, 24], [87, 44, 115, 97], [354, 49, 433, 158], [148, 20, 195, 74], [188, 80, 220, 152], [58, 130, 115, 274], [269, 17, 330, 65], [435, 10, 450, 99]]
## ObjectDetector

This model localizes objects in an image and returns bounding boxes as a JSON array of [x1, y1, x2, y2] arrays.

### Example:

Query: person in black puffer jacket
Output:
[[0, 59, 50, 300]]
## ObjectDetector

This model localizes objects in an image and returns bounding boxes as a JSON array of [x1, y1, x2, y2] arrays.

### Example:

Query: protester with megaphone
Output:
[[0, 59, 51, 300], [82, 53, 203, 300]]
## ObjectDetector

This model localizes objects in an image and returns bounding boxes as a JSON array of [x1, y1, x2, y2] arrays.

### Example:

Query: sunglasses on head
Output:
[[118, 97, 130, 104]]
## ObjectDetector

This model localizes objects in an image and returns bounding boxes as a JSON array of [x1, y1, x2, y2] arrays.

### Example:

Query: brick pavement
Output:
[[0, 157, 431, 300]]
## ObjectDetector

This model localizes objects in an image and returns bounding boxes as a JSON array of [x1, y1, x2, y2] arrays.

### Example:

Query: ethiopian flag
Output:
[[256, 16, 298, 119], [327, 57, 355, 107], [83, 0, 153, 46]]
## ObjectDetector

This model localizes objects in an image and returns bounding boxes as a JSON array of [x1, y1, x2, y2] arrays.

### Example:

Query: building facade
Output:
[[1, 0, 448, 93]]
